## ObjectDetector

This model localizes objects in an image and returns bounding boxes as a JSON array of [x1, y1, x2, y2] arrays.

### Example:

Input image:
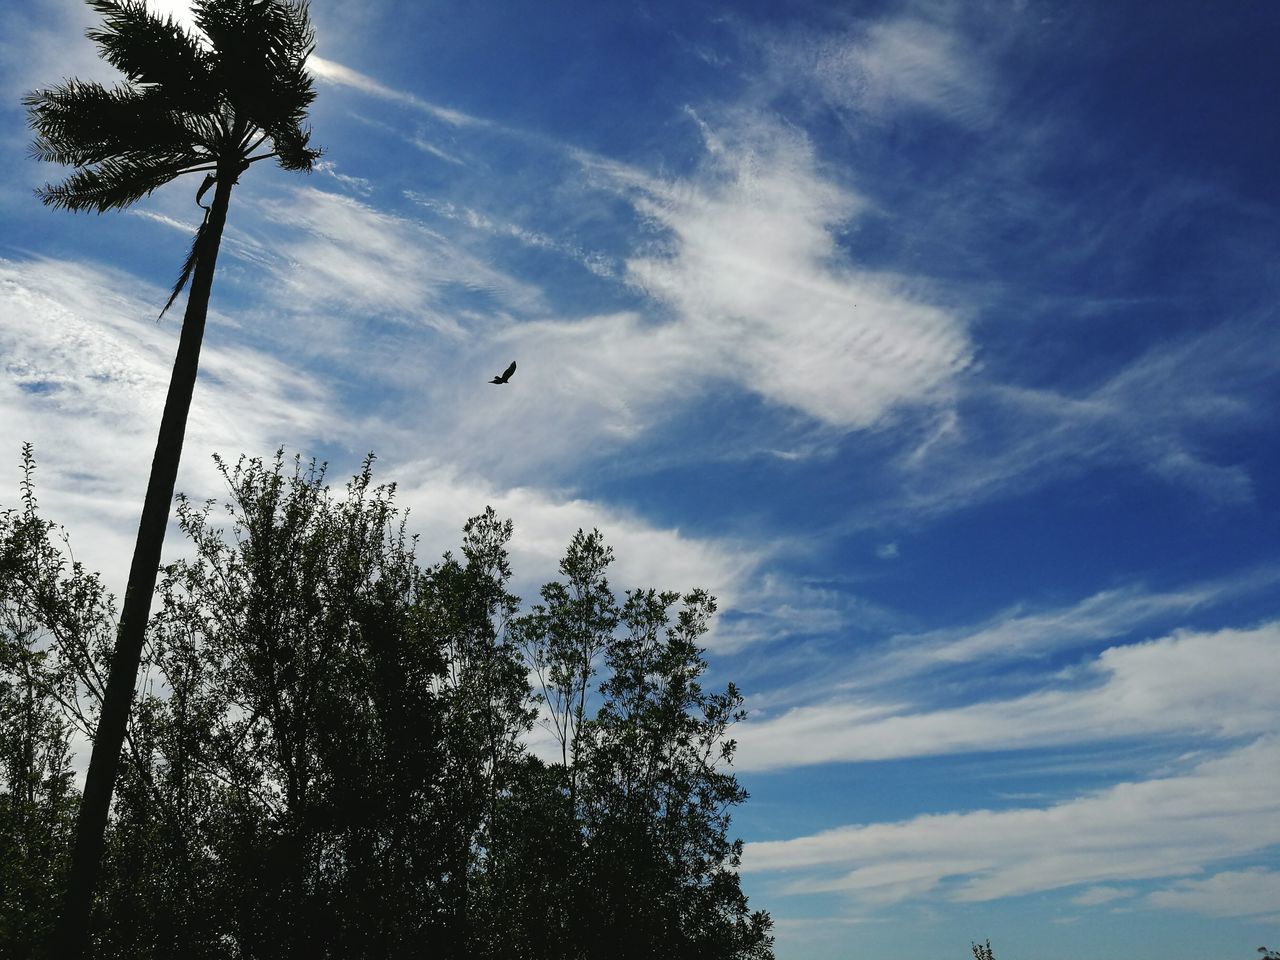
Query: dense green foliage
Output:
[[0, 449, 772, 959]]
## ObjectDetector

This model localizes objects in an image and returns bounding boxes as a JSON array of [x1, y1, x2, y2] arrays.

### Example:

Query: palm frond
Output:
[[35, 153, 199, 212], [194, 173, 217, 208], [195, 0, 319, 146], [25, 81, 209, 167], [265, 121, 321, 171], [85, 0, 217, 109], [158, 214, 210, 319]]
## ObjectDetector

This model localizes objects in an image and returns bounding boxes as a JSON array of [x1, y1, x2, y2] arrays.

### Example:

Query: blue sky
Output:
[[2, 1, 1280, 957]]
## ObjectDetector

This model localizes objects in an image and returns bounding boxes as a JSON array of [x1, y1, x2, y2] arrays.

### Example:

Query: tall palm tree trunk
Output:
[[58, 169, 237, 959]]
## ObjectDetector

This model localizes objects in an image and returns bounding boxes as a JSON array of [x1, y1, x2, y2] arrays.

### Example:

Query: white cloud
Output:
[[1071, 886, 1135, 907], [404, 191, 619, 278], [0, 254, 776, 645], [617, 114, 972, 430], [101, 66, 974, 467], [410, 136, 466, 166], [822, 18, 991, 124], [386, 115, 974, 475], [1148, 868, 1280, 919], [308, 56, 480, 127], [883, 315, 1280, 523], [466, 309, 701, 440], [256, 185, 546, 336], [385, 460, 764, 614], [735, 623, 1280, 771], [314, 160, 373, 196], [742, 737, 1280, 905], [758, 15, 995, 128], [0, 256, 334, 592], [859, 570, 1278, 683], [852, 18, 991, 119], [712, 572, 870, 656], [0, 0, 115, 109]]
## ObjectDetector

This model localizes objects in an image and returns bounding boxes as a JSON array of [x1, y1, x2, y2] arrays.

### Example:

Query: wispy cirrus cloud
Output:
[[0, 253, 775, 631], [308, 55, 482, 128], [256, 185, 546, 337], [729, 569, 1278, 721], [278, 108, 976, 478], [404, 191, 618, 278], [735, 623, 1280, 771], [386, 459, 764, 610], [1147, 867, 1280, 921], [313, 160, 373, 196], [589, 112, 973, 432], [0, 255, 334, 585], [724, 9, 1280, 528], [196, 33, 977, 453], [874, 313, 1280, 525], [0, 0, 112, 108], [742, 736, 1280, 906], [857, 567, 1280, 683], [1071, 885, 1135, 907], [759, 14, 997, 128]]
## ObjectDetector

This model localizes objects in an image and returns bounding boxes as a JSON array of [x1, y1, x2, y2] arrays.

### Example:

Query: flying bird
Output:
[[490, 360, 517, 384]]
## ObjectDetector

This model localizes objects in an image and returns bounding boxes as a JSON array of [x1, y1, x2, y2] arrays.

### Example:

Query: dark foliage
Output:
[[0, 449, 772, 960], [0, 446, 114, 959]]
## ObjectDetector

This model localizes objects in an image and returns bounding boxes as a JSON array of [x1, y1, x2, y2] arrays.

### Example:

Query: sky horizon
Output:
[[2, 1, 1280, 958]]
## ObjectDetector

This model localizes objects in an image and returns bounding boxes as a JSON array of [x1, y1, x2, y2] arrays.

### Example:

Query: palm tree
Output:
[[25, 0, 321, 952]]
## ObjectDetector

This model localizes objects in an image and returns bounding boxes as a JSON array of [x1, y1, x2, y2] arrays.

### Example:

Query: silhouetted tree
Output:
[[579, 587, 771, 959], [515, 530, 618, 806], [471, 755, 581, 959], [510, 536, 773, 960], [0, 446, 113, 959], [2, 448, 771, 959], [81, 452, 532, 959], [24, 4, 321, 948], [972, 941, 996, 960], [98, 452, 444, 958]]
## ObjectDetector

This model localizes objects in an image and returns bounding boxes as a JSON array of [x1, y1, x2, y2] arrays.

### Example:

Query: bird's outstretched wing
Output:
[[490, 360, 517, 384]]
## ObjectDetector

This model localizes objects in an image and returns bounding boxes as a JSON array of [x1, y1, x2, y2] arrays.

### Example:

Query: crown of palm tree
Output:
[[25, 0, 321, 214]]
